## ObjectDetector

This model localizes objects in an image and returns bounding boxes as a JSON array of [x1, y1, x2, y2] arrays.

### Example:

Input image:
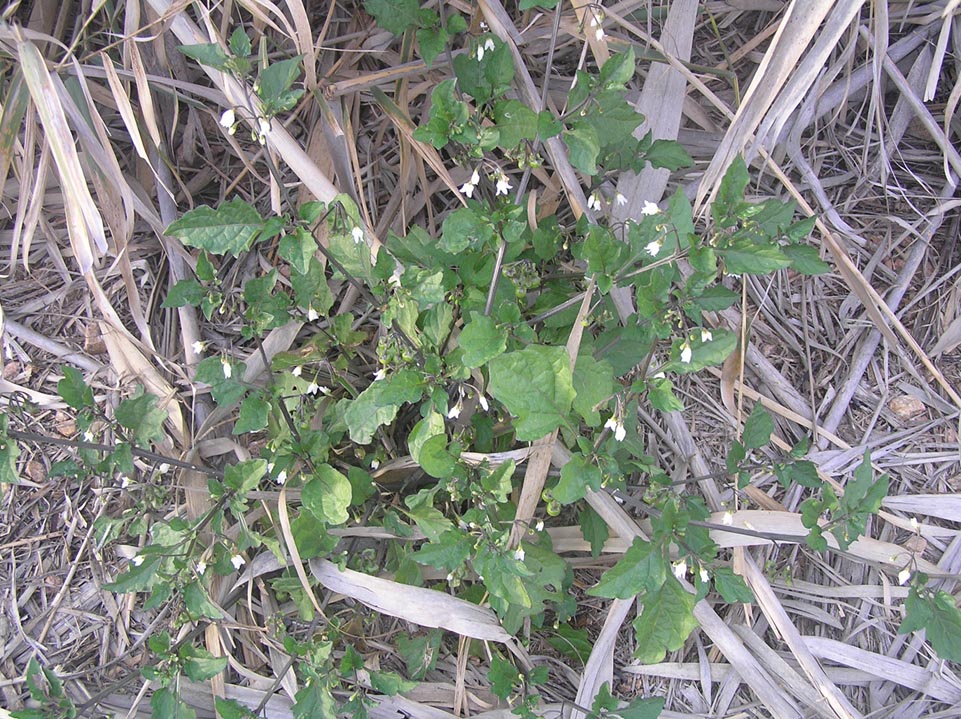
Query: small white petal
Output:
[[700, 328, 713, 343], [614, 423, 626, 442], [196, 560, 207, 575], [535, 520, 545, 532], [699, 567, 710, 583], [219, 109, 235, 129], [373, 368, 386, 381], [722, 511, 734, 526], [615, 192, 627, 206], [307, 307, 320, 321], [459, 181, 475, 198], [588, 192, 601, 211], [221, 357, 232, 378], [370, 458, 380, 470], [641, 200, 660, 216], [680, 342, 693, 364], [652, 371, 666, 379], [351, 226, 365, 244], [292, 365, 303, 377], [484, 38, 495, 52], [131, 555, 145, 566], [595, 27, 605, 41], [83, 430, 95, 443], [495, 173, 512, 196], [158, 463, 171, 474], [230, 554, 246, 570], [447, 404, 461, 419], [672, 560, 687, 580], [306, 382, 320, 395], [513, 548, 525, 561], [910, 517, 919, 531], [120, 475, 131, 488], [258, 117, 271, 136], [898, 568, 911, 585], [604, 417, 618, 432], [645, 240, 662, 257], [192, 340, 206, 355], [476, 45, 486, 62], [317, 385, 331, 395], [478, 395, 489, 412], [275, 469, 287, 484]]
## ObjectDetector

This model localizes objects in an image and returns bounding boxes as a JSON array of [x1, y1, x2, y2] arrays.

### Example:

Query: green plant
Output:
[[4, 7, 959, 718]]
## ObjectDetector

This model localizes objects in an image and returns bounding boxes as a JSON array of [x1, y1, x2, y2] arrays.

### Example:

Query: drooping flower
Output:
[[615, 192, 627, 206], [230, 554, 246, 570], [373, 368, 386, 381], [460, 168, 480, 198], [513, 548, 526, 562], [495, 172, 512, 196], [221, 357, 232, 378], [477, 394, 489, 412], [645, 239, 662, 257], [131, 555, 145, 567], [219, 109, 236, 134], [587, 192, 602, 212], [680, 341, 693, 364], [292, 365, 303, 377], [275, 469, 287, 485], [447, 402, 462, 420], [192, 340, 206, 355], [672, 560, 687, 580], [307, 306, 320, 321], [604, 416, 626, 441], [351, 226, 365, 244], [196, 560, 207, 575], [700, 328, 713, 343], [641, 200, 660, 216]]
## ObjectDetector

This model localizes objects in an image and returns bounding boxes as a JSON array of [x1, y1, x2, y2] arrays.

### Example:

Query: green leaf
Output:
[[632, 575, 698, 663], [215, 698, 259, 719], [563, 125, 600, 176], [223, 459, 267, 494], [441, 206, 495, 254], [416, 26, 449, 68], [343, 369, 427, 444], [901, 585, 961, 662], [742, 404, 773, 450], [579, 505, 609, 558], [519, 0, 560, 8], [617, 696, 667, 719], [546, 623, 593, 664], [491, 99, 538, 149], [365, 0, 432, 34], [412, 529, 471, 571], [488, 345, 575, 440], [279, 228, 316, 274], [184, 581, 223, 620], [452, 37, 514, 104], [166, 199, 267, 257], [488, 655, 520, 700], [115, 388, 168, 447], [712, 156, 750, 228], [673, 328, 737, 373], [718, 239, 791, 275], [552, 453, 601, 505], [692, 285, 738, 312], [290, 257, 334, 315], [645, 139, 693, 171], [229, 28, 251, 58], [234, 393, 270, 434], [588, 537, 666, 599], [418, 434, 457, 478], [0, 416, 20, 484], [258, 56, 303, 104], [712, 567, 753, 603], [369, 670, 417, 695], [293, 682, 339, 719], [598, 47, 635, 87], [648, 376, 683, 412], [195, 356, 247, 406], [102, 556, 162, 593], [178, 43, 230, 71], [783, 243, 830, 275], [302, 464, 352, 525], [774, 459, 822, 489], [459, 312, 508, 368], [58, 366, 95, 410], [397, 631, 441, 680], [163, 278, 205, 308], [572, 354, 613, 427]]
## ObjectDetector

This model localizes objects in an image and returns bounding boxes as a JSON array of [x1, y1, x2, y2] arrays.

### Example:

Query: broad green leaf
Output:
[[195, 356, 247, 407], [166, 199, 267, 257], [488, 655, 520, 700], [648, 376, 683, 412], [183, 581, 223, 620], [645, 138, 693, 170], [563, 124, 600, 176], [397, 631, 441, 680], [115, 388, 168, 447], [572, 354, 613, 427], [546, 623, 593, 664], [365, 0, 432, 34], [459, 312, 508, 368], [302, 464, 352, 525], [742, 404, 773, 450], [418, 433, 457, 478], [552, 453, 601, 505], [279, 228, 315, 274], [783, 243, 830, 275], [417, 26, 449, 68], [579, 505, 609, 558], [673, 328, 737, 373], [901, 585, 961, 662], [617, 697, 667, 719], [411, 529, 471, 570], [178, 43, 230, 71], [215, 698, 259, 719], [452, 37, 514, 104], [58, 366, 95, 409], [0, 416, 20, 484], [491, 99, 537, 149], [441, 206, 495, 254], [292, 682, 339, 719], [632, 575, 698, 663], [775, 459, 822, 489], [713, 566, 753, 603], [408, 411, 445, 465], [718, 239, 791, 275], [598, 47, 635, 87], [343, 369, 426, 443], [223, 459, 267, 494], [692, 285, 738, 312], [588, 538, 666, 599], [369, 671, 417, 696], [488, 345, 575, 440], [162, 278, 204, 308], [229, 28, 251, 58], [102, 556, 162, 593], [712, 156, 750, 228], [519, 0, 560, 7], [234, 394, 270, 434], [291, 257, 334, 315], [258, 56, 303, 103]]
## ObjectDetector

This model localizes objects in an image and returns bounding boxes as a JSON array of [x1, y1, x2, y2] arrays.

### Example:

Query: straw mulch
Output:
[[1, 1, 960, 718]]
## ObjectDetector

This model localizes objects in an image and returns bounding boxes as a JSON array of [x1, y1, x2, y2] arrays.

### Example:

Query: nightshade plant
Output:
[[5, 6, 961, 719]]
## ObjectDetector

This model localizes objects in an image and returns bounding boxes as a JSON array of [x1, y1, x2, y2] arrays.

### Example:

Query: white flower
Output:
[[588, 192, 602, 212], [589, 14, 601, 27], [266, 462, 275, 473], [131, 555, 145, 567], [370, 458, 380, 470], [699, 566, 710, 583], [604, 416, 626, 441], [722, 511, 734, 526], [595, 27, 605, 41], [535, 520, 545, 532], [495, 172, 512, 196], [196, 560, 207, 575], [307, 306, 320, 321], [230, 554, 245, 570], [700, 328, 713, 343], [292, 365, 303, 377], [680, 341, 693, 364], [672, 560, 687, 580], [351, 226, 364, 244], [910, 517, 919, 531], [641, 200, 660, 216], [83, 430, 95, 443], [478, 394, 489, 412], [476, 41, 487, 61], [158, 463, 171, 474], [459, 170, 478, 198], [275, 469, 287, 484], [898, 568, 911, 585], [121, 475, 131, 488], [513, 548, 526, 562], [221, 357, 232, 378], [447, 403, 462, 420], [373, 368, 386, 381], [258, 117, 271, 137], [651, 371, 666, 379], [484, 38, 495, 53], [645, 239, 662, 257], [192, 340, 206, 355], [615, 192, 627, 206], [219, 108, 235, 130], [306, 381, 320, 395]]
